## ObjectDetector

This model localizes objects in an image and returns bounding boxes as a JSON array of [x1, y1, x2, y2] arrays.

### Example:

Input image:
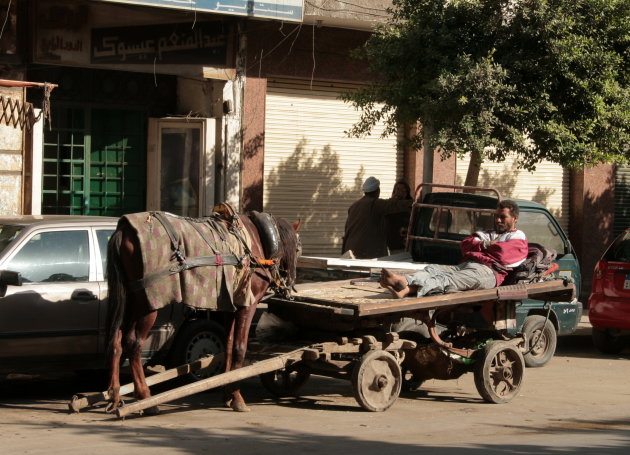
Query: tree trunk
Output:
[[464, 149, 483, 187]]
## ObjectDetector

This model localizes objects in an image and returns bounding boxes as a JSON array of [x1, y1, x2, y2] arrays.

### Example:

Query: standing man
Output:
[[380, 199, 528, 298], [342, 176, 413, 259]]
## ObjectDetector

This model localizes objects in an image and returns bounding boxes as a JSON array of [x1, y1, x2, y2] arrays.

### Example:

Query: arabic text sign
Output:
[[92, 22, 228, 65], [96, 0, 304, 22]]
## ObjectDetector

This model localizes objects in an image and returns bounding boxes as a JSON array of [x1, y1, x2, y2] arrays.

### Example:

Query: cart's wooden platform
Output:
[[267, 279, 576, 332]]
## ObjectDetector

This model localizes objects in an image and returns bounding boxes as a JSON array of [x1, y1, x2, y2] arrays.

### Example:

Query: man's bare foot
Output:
[[380, 269, 412, 299]]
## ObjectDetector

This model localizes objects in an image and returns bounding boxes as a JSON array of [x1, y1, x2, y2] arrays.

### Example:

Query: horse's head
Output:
[[275, 218, 302, 290]]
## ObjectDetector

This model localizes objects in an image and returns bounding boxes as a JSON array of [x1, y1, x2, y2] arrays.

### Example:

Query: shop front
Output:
[[26, 0, 238, 217]]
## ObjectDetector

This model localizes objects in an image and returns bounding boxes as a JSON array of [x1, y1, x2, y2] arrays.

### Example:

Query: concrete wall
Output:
[[0, 86, 24, 215]]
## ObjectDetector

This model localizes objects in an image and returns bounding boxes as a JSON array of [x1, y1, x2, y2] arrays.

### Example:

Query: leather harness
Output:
[[129, 210, 285, 294]]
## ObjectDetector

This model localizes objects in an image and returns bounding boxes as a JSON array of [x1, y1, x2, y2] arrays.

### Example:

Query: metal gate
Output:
[[42, 106, 146, 216], [615, 164, 630, 235]]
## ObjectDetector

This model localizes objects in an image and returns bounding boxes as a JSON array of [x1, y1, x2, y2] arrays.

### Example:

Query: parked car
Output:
[[0, 215, 225, 380], [588, 228, 630, 354]]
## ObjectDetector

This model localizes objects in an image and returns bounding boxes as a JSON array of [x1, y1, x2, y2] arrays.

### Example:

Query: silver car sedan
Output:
[[0, 216, 224, 379]]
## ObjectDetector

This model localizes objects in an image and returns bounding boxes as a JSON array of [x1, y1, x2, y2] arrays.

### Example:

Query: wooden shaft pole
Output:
[[68, 353, 224, 412], [115, 350, 305, 418]]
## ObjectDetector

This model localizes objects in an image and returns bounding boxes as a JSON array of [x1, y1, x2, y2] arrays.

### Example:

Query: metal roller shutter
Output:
[[456, 154, 570, 231], [264, 79, 403, 256], [615, 164, 630, 235]]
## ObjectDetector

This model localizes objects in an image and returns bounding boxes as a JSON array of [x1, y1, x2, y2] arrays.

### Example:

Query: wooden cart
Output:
[[69, 278, 575, 416]]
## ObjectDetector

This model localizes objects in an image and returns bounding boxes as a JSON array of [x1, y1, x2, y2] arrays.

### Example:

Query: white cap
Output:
[[362, 176, 380, 192]]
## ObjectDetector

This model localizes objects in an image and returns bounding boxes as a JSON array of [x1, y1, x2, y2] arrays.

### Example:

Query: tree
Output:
[[343, 0, 629, 186]]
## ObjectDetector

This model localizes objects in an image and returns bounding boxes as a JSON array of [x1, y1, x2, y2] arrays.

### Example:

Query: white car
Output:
[[0, 215, 224, 379]]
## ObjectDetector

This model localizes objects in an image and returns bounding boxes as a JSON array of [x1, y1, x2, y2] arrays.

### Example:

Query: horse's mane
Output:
[[275, 217, 300, 288]]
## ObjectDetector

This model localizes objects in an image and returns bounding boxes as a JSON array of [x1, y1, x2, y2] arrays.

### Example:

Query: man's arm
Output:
[[375, 197, 412, 215], [461, 230, 528, 267]]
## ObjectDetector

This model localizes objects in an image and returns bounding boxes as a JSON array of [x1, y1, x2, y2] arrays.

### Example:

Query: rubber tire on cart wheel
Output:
[[352, 350, 402, 412], [259, 367, 311, 397], [167, 319, 227, 383], [474, 341, 525, 404], [522, 315, 557, 368], [592, 327, 626, 355]]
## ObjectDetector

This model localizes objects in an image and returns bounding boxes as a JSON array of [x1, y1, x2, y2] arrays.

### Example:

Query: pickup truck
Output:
[[297, 184, 583, 368]]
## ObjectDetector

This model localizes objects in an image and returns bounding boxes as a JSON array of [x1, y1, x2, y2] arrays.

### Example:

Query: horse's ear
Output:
[[292, 219, 302, 232]]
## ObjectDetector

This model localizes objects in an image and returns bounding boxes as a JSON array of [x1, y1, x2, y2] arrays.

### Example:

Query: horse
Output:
[[105, 207, 301, 414]]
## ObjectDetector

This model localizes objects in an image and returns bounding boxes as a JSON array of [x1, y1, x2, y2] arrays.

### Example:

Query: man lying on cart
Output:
[[380, 199, 529, 298]]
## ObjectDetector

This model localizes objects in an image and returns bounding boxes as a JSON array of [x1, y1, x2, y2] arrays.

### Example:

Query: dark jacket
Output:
[[342, 195, 412, 259]]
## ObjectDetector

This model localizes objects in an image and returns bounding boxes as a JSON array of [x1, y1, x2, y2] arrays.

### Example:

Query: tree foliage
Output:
[[343, 0, 629, 183]]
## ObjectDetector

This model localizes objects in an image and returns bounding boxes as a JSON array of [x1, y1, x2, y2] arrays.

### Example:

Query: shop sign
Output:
[[95, 0, 304, 22], [92, 22, 228, 65]]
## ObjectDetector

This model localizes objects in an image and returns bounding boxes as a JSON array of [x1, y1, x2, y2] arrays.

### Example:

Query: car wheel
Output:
[[522, 315, 557, 368], [167, 319, 227, 383], [592, 327, 626, 355]]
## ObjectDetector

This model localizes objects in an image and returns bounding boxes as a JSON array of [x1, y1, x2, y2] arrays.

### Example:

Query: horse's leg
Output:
[[123, 307, 158, 414], [222, 312, 236, 408], [225, 304, 257, 412], [106, 328, 124, 411]]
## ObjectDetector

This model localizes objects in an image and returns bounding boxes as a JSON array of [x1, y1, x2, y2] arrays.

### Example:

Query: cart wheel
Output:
[[474, 341, 524, 404], [399, 331, 429, 392], [259, 367, 310, 397], [402, 367, 424, 392], [522, 315, 557, 367], [352, 350, 402, 412]]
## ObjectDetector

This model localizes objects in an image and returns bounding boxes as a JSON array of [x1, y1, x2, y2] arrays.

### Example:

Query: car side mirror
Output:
[[0, 270, 23, 286]]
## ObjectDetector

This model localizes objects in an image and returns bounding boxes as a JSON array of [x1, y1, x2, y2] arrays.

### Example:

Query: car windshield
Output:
[[0, 225, 24, 254]]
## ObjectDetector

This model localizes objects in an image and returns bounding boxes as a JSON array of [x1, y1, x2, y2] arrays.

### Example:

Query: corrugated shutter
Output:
[[456, 154, 570, 231], [264, 79, 402, 256], [615, 164, 630, 235]]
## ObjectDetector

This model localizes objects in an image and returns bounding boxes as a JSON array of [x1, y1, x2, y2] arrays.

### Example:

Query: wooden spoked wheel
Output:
[[474, 341, 525, 404], [351, 350, 402, 412]]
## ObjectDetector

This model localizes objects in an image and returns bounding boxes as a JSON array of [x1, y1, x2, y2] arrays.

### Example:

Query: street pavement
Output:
[[0, 317, 628, 455]]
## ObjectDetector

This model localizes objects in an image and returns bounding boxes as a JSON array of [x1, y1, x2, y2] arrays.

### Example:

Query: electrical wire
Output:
[[0, 0, 13, 42]]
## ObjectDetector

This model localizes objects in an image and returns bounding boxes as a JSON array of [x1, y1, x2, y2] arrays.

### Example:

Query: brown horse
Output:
[[105, 209, 301, 414]]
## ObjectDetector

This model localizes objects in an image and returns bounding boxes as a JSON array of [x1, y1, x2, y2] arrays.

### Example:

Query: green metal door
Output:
[[42, 106, 146, 216], [90, 109, 146, 215]]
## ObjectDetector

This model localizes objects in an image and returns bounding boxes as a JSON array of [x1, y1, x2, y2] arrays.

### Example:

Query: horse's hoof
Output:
[[223, 398, 233, 408], [231, 401, 251, 412], [142, 405, 160, 416]]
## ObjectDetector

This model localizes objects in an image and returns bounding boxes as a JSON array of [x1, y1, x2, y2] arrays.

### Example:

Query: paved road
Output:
[[1, 323, 629, 455]]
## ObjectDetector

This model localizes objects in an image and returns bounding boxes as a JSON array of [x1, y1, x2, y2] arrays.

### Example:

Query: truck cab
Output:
[[407, 184, 583, 366]]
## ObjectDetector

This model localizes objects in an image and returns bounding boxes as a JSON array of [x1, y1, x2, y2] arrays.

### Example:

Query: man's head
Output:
[[362, 176, 380, 196], [495, 199, 519, 233]]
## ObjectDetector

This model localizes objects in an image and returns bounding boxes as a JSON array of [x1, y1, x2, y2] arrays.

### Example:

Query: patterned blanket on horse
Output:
[[123, 212, 255, 312]]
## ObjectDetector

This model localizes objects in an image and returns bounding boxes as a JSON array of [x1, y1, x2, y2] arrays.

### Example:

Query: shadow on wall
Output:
[[455, 160, 564, 221], [264, 139, 367, 256]]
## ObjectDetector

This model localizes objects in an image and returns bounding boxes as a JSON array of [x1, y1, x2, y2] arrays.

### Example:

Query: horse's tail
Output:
[[106, 227, 126, 358]]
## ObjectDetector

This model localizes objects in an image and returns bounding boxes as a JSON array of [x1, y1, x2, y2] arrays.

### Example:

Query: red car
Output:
[[588, 228, 630, 354]]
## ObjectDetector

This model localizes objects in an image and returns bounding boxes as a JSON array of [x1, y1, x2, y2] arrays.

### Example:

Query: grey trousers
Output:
[[403, 262, 497, 297]]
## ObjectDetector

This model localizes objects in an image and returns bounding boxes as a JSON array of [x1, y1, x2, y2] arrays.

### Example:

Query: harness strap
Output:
[[129, 254, 244, 291], [152, 211, 183, 260], [189, 218, 220, 255]]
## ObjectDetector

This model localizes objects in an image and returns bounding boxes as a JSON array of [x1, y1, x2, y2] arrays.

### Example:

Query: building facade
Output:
[[0, 0, 622, 300]]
